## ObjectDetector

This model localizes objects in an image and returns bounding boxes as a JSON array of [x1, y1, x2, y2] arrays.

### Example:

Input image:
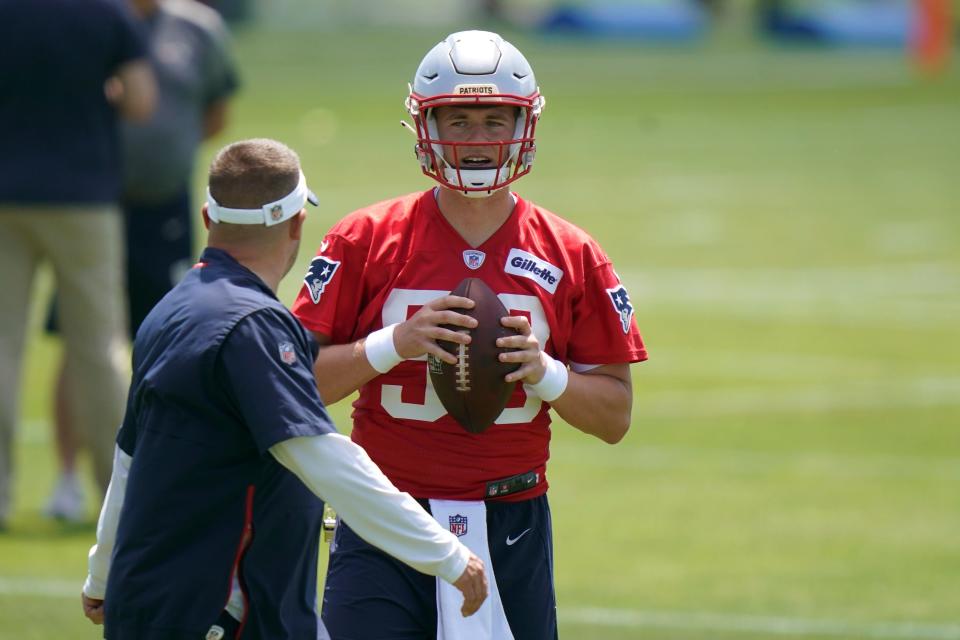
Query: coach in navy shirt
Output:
[[81, 139, 487, 639]]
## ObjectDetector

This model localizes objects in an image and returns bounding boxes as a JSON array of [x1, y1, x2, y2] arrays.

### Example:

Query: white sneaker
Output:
[[44, 474, 86, 522]]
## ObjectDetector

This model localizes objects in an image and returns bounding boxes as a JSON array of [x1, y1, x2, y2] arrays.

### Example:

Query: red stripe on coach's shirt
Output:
[[223, 485, 255, 640]]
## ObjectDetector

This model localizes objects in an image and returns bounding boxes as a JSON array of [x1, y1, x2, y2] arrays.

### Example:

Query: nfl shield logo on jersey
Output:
[[462, 250, 486, 270], [304, 256, 341, 304], [278, 342, 297, 365], [449, 514, 468, 537], [606, 285, 634, 334]]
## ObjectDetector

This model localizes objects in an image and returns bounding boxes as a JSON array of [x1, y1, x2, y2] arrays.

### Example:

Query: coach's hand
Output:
[[81, 593, 105, 625], [453, 552, 488, 617]]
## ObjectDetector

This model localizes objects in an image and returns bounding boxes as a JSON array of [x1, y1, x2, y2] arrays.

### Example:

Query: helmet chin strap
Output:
[[441, 166, 506, 198]]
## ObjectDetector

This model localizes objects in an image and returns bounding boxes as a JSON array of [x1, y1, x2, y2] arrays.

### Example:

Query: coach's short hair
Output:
[[208, 138, 301, 209]]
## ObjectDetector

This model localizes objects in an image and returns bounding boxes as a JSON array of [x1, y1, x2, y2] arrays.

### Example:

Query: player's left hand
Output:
[[497, 315, 548, 384], [81, 592, 105, 625]]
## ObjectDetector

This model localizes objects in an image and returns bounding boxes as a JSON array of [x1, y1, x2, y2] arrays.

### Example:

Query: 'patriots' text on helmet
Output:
[[404, 31, 546, 197]]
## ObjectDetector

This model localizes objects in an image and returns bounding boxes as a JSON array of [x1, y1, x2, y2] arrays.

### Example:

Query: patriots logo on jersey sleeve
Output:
[[606, 285, 634, 334], [304, 255, 341, 304]]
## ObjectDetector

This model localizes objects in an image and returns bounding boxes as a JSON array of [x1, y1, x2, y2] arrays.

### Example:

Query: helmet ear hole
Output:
[[521, 147, 536, 170], [414, 146, 428, 170]]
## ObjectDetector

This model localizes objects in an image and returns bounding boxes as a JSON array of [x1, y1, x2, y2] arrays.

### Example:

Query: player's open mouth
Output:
[[460, 155, 495, 168]]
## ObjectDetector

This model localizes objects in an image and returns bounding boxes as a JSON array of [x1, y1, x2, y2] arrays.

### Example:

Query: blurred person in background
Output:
[[0, 0, 156, 530], [44, 0, 240, 522], [197, 0, 254, 24], [291, 30, 646, 639]]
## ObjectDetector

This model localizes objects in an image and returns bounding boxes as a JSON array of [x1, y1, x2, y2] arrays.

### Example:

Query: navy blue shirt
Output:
[[0, 0, 147, 204], [105, 247, 336, 640]]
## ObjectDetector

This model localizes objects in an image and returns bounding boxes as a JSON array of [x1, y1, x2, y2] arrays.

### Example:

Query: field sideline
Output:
[[1, 26, 957, 639]]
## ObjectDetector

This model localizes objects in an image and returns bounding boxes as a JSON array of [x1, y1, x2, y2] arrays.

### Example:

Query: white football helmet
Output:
[[404, 30, 546, 197]]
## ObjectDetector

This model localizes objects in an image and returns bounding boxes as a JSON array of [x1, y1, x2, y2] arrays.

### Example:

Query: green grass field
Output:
[[1, 24, 958, 640]]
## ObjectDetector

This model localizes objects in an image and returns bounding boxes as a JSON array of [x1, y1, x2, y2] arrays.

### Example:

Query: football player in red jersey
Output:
[[292, 30, 647, 640]]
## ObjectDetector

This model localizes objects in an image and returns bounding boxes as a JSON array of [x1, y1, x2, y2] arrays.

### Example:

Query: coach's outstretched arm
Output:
[[270, 434, 488, 616], [82, 436, 488, 622]]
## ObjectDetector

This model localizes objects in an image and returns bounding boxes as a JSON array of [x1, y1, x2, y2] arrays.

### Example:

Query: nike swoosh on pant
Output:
[[505, 528, 532, 546]]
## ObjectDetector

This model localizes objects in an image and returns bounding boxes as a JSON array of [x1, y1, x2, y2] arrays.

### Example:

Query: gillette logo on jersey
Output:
[[504, 248, 563, 294]]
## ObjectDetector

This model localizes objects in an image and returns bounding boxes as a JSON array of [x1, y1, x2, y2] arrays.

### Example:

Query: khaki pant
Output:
[[0, 205, 129, 522]]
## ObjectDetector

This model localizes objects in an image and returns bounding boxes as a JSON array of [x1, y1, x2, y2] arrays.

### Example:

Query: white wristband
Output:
[[364, 324, 402, 374], [530, 354, 569, 402]]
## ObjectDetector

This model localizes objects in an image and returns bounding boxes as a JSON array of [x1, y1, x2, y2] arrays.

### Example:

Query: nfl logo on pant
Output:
[[448, 514, 468, 537]]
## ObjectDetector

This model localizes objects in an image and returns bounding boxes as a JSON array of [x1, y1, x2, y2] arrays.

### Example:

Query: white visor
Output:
[[206, 171, 319, 227]]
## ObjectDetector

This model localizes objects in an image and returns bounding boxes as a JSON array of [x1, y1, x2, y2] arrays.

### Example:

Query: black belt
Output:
[[485, 470, 539, 499]]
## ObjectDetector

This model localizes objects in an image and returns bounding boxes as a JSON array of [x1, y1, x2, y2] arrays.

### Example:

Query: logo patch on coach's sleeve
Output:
[[606, 285, 634, 334], [278, 342, 297, 365], [304, 255, 341, 304]]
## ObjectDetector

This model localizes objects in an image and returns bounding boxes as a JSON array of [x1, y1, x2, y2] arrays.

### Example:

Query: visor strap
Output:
[[207, 171, 314, 227]]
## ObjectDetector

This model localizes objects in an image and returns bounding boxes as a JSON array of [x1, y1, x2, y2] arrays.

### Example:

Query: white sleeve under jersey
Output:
[[270, 433, 470, 585], [84, 445, 132, 599]]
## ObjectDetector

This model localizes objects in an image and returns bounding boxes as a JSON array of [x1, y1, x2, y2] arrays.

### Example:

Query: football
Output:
[[428, 278, 520, 433]]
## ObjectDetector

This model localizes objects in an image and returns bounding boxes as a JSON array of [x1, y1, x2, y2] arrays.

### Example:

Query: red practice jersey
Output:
[[292, 190, 646, 501]]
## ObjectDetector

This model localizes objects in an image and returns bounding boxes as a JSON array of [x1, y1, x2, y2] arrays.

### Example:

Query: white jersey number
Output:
[[379, 288, 551, 423]]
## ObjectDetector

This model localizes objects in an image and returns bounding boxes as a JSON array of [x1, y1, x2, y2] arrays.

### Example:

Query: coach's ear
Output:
[[289, 210, 306, 241], [201, 204, 211, 230]]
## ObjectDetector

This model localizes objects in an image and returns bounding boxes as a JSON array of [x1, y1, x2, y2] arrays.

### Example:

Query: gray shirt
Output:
[[122, 0, 239, 202]]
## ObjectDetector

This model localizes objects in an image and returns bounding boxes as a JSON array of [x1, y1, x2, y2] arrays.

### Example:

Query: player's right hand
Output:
[[452, 552, 488, 617], [393, 295, 477, 365], [81, 592, 105, 625]]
